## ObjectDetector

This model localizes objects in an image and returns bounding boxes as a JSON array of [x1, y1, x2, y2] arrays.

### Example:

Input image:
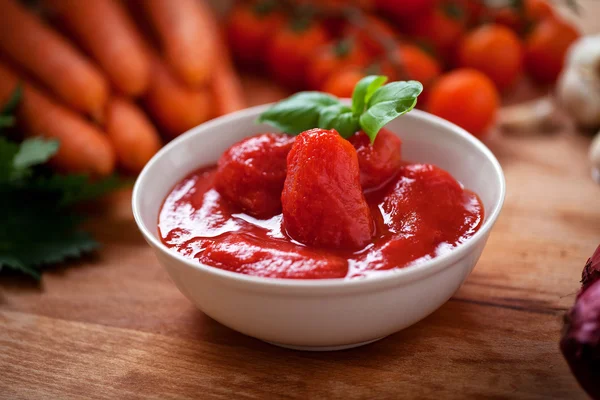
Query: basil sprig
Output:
[[257, 76, 423, 142]]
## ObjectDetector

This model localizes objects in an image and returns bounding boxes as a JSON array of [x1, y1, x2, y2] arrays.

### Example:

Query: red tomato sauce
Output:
[[158, 163, 484, 280]]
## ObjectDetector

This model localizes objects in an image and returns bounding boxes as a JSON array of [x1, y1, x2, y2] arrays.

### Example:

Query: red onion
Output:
[[560, 245, 600, 399]]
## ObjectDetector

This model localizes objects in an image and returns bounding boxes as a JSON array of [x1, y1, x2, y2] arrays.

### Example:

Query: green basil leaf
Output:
[[257, 92, 340, 135], [360, 80, 423, 143], [317, 104, 359, 138], [351, 75, 387, 117]]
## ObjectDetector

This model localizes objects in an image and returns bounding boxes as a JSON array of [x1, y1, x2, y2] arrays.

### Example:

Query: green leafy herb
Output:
[[351, 75, 387, 117], [0, 84, 22, 129], [0, 135, 124, 280], [317, 103, 358, 138], [257, 92, 339, 134], [359, 80, 423, 142], [257, 75, 423, 143]]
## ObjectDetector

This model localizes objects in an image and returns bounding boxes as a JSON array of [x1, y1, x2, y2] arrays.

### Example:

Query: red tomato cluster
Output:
[[226, 0, 580, 139]]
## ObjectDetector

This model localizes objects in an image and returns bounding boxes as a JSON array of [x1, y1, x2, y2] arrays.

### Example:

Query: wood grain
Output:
[[2, 3, 600, 398], [1, 82, 596, 400]]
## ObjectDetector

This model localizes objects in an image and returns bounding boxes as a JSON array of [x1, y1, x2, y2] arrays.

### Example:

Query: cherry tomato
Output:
[[525, 0, 555, 22], [376, 44, 441, 104], [322, 67, 365, 98], [525, 18, 580, 84], [307, 39, 371, 90], [266, 20, 329, 89], [458, 24, 524, 91], [374, 0, 435, 22], [345, 14, 398, 57], [427, 69, 500, 138], [405, 2, 466, 63], [488, 7, 524, 33], [226, 2, 286, 67], [487, 0, 555, 34]]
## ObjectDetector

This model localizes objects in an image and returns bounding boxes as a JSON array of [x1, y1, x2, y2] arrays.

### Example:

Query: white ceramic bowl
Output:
[[132, 105, 505, 351]]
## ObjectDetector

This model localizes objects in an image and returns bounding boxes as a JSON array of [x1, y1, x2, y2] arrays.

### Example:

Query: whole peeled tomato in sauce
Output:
[[349, 128, 402, 190], [381, 164, 479, 236], [215, 133, 295, 218], [282, 128, 374, 249], [353, 163, 483, 273]]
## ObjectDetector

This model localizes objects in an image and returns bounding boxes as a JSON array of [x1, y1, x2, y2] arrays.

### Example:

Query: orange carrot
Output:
[[0, 62, 116, 176], [211, 25, 246, 116], [143, 55, 213, 139], [0, 0, 109, 120], [43, 0, 150, 97], [141, 0, 216, 87], [106, 97, 161, 173]]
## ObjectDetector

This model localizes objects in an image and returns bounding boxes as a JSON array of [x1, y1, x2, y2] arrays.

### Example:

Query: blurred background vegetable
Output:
[[560, 245, 600, 399]]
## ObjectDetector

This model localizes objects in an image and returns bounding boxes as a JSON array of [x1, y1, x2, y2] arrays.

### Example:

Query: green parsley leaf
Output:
[[360, 80, 423, 142], [0, 137, 19, 182], [0, 190, 99, 280], [351, 75, 387, 117], [32, 173, 125, 206], [1, 84, 22, 117], [0, 115, 15, 128], [0, 137, 60, 181], [257, 92, 339, 134], [13, 137, 59, 170], [0, 134, 125, 280], [317, 103, 359, 138]]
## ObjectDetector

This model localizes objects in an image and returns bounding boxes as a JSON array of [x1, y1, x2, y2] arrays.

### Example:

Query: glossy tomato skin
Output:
[[266, 22, 329, 89], [427, 69, 500, 138], [525, 18, 580, 84], [381, 164, 463, 238], [349, 129, 402, 190], [226, 3, 286, 67], [307, 39, 370, 90], [282, 128, 374, 249], [458, 24, 524, 91], [215, 133, 295, 218]]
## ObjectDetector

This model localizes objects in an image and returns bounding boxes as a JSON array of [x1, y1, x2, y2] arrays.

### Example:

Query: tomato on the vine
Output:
[[266, 20, 329, 88], [458, 24, 524, 91], [487, 0, 556, 34], [322, 67, 365, 98], [345, 14, 397, 57], [307, 39, 371, 90], [525, 0, 555, 22], [226, 1, 286, 67], [427, 69, 500, 138], [374, 0, 434, 22], [405, 1, 467, 63], [525, 18, 580, 84]]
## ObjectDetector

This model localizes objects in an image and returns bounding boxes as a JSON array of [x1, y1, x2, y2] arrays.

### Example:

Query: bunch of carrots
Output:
[[0, 0, 245, 177], [226, 0, 580, 138]]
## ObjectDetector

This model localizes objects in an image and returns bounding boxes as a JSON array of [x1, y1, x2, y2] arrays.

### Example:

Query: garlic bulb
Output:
[[556, 34, 600, 129]]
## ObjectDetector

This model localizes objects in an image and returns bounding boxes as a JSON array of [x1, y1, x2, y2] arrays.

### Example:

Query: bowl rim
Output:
[[132, 104, 506, 291]]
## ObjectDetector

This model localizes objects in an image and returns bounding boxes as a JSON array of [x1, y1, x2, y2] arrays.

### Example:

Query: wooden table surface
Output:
[[3, 5, 600, 399]]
